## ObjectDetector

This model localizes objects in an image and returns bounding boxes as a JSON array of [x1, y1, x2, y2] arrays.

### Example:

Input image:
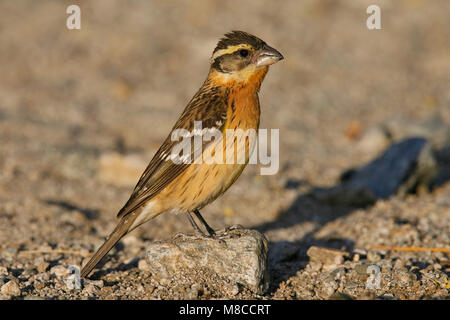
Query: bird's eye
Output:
[[238, 49, 249, 57]]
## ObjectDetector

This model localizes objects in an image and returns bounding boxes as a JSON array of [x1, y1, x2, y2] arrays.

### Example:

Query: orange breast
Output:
[[148, 68, 267, 215]]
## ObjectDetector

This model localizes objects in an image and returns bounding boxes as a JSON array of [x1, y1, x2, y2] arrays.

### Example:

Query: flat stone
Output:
[[307, 246, 349, 265], [145, 227, 269, 294], [137, 259, 150, 271], [37, 262, 49, 273], [50, 265, 67, 278]]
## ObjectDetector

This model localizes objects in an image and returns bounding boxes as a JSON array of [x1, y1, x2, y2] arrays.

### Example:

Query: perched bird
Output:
[[81, 31, 283, 278]]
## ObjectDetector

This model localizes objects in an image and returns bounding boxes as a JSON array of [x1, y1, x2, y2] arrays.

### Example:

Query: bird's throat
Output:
[[208, 66, 268, 93]]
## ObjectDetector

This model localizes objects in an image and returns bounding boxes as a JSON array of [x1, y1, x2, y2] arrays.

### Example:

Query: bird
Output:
[[81, 31, 283, 278]]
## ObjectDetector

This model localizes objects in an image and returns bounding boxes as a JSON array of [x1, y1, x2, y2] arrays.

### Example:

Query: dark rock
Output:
[[312, 138, 437, 206]]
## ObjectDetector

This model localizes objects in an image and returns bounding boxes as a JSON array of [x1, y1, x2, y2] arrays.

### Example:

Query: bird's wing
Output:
[[117, 84, 229, 218]]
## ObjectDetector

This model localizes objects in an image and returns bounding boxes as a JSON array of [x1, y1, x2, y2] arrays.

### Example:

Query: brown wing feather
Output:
[[117, 83, 229, 218]]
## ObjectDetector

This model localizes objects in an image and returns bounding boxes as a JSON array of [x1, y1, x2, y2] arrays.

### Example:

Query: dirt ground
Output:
[[0, 0, 449, 300]]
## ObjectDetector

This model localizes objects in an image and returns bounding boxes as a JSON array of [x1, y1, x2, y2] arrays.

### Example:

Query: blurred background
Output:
[[0, 0, 448, 299]]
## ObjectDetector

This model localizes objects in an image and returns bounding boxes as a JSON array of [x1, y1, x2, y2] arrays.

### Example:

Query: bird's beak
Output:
[[254, 44, 284, 67]]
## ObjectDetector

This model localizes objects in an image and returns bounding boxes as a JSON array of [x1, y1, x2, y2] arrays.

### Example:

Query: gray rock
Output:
[[396, 270, 417, 287], [137, 259, 150, 271], [37, 262, 49, 273], [145, 227, 269, 294], [357, 126, 390, 153]]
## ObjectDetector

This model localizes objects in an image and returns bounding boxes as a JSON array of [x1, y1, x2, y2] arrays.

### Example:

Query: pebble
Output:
[[309, 262, 322, 272], [397, 271, 417, 287], [187, 283, 202, 299], [307, 246, 349, 265], [87, 279, 104, 289], [138, 259, 150, 272], [0, 266, 8, 276], [1, 280, 21, 296], [394, 259, 405, 269], [355, 263, 369, 275], [37, 262, 50, 273], [323, 280, 338, 296], [83, 284, 97, 296], [50, 265, 67, 278], [353, 249, 367, 256], [33, 281, 45, 290], [367, 251, 381, 262], [329, 267, 346, 280]]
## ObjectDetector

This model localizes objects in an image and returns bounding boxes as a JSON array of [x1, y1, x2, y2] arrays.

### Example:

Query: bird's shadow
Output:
[[254, 190, 358, 294], [253, 139, 449, 294], [45, 199, 100, 220]]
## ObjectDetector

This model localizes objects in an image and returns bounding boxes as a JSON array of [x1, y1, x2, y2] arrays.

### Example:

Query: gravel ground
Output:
[[0, 0, 449, 300]]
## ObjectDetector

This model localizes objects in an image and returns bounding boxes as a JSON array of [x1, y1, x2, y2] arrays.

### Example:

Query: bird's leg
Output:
[[193, 209, 216, 237], [185, 211, 206, 236]]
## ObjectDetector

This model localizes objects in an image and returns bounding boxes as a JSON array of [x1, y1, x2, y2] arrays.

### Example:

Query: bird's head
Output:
[[209, 31, 283, 86]]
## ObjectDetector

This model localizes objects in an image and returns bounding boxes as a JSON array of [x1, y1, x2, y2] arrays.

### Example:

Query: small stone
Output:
[[309, 262, 322, 272], [33, 281, 45, 290], [353, 249, 367, 256], [433, 263, 442, 271], [1, 280, 21, 296], [0, 266, 8, 276], [322, 263, 341, 272], [323, 280, 338, 296], [227, 283, 240, 296], [394, 259, 405, 269], [83, 284, 97, 296], [353, 254, 360, 262], [37, 262, 50, 273], [50, 265, 67, 278], [357, 126, 389, 153], [367, 251, 381, 262], [307, 246, 349, 265], [329, 267, 346, 280], [138, 259, 150, 272], [355, 263, 369, 275]]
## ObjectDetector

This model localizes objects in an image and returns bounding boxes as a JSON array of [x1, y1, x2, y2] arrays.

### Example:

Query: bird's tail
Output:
[[81, 216, 137, 278]]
